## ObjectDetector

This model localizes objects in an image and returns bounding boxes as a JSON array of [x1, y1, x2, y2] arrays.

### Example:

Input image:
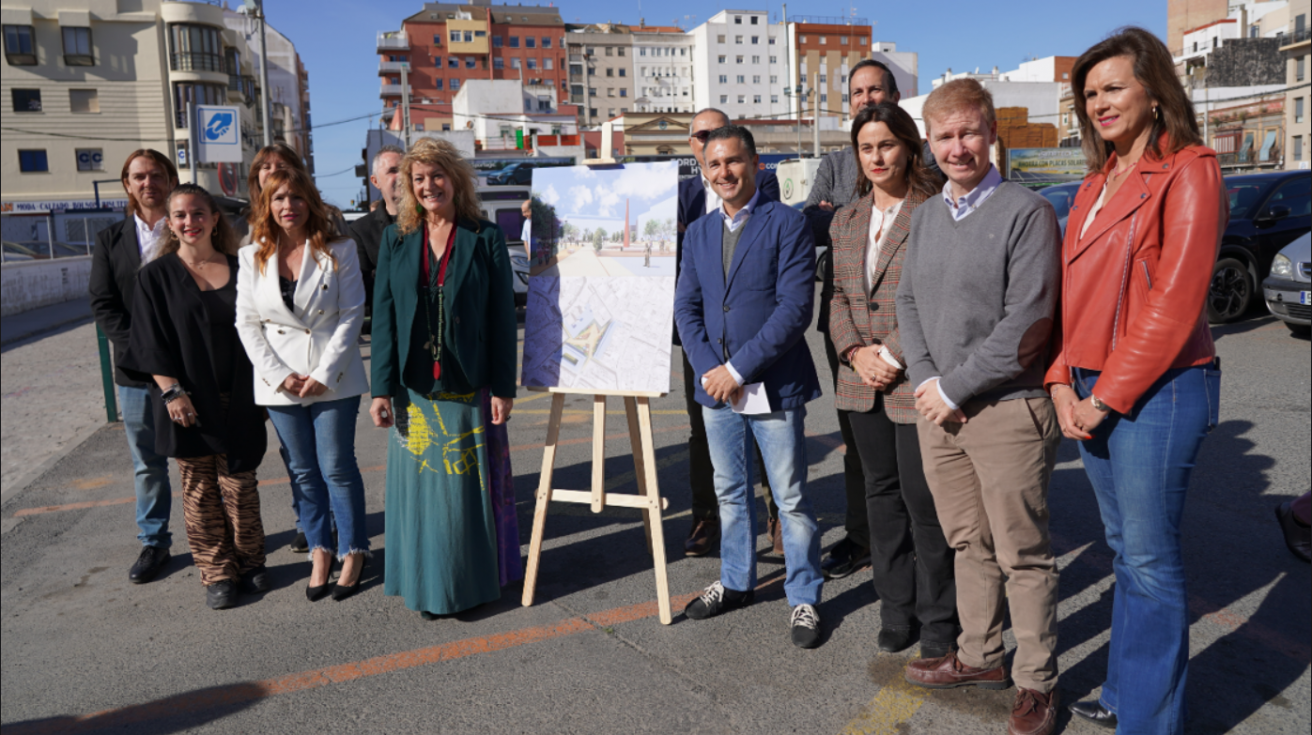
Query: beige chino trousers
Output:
[[916, 396, 1061, 693]]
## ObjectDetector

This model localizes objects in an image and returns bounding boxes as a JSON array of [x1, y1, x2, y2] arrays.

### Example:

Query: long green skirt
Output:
[[383, 389, 499, 615]]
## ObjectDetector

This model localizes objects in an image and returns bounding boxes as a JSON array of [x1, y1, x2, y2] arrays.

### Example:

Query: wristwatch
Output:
[[1089, 394, 1111, 412]]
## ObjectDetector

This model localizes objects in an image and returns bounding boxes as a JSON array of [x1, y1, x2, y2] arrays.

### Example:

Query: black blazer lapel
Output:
[[121, 216, 143, 272], [443, 220, 480, 309]]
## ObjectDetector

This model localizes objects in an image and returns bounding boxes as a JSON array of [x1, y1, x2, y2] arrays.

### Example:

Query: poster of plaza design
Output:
[[520, 161, 678, 394]]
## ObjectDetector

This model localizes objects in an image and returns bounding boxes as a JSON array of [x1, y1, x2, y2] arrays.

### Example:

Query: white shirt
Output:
[[865, 199, 904, 294], [134, 213, 167, 263], [702, 177, 722, 216], [941, 165, 1003, 222]]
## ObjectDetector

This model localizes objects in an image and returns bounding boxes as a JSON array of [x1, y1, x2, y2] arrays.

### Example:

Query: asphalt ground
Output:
[[1, 302, 1308, 735]]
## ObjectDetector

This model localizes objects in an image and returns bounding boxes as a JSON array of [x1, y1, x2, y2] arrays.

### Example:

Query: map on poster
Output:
[[520, 161, 678, 394]]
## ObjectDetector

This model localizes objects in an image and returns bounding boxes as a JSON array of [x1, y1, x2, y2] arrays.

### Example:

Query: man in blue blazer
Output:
[[675, 108, 783, 559], [674, 125, 824, 649]]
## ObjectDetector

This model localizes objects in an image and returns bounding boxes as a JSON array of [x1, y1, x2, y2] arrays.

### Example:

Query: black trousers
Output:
[[682, 350, 776, 522], [848, 406, 958, 644], [823, 332, 870, 551]]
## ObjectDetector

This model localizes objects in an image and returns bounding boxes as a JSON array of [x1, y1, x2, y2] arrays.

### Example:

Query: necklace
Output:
[[1110, 156, 1141, 179], [180, 252, 217, 270], [421, 227, 456, 381]]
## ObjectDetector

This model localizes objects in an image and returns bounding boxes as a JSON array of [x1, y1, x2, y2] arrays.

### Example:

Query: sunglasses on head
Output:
[[689, 130, 713, 142]]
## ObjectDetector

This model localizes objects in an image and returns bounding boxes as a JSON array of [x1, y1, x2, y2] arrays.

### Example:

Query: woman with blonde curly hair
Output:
[[234, 167, 372, 603], [369, 137, 521, 619]]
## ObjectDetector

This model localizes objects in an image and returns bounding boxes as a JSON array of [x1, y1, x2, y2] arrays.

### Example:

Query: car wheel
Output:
[[815, 250, 829, 283], [1206, 257, 1253, 324]]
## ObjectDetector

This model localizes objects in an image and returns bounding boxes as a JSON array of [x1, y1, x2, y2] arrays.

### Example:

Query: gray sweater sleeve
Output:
[[937, 203, 1061, 406], [894, 213, 940, 387]]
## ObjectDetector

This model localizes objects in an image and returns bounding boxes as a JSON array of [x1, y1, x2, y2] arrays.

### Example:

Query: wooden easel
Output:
[[521, 387, 673, 624]]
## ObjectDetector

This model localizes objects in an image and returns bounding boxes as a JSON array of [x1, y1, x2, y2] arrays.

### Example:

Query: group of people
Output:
[[83, 24, 1307, 735], [90, 137, 521, 618]]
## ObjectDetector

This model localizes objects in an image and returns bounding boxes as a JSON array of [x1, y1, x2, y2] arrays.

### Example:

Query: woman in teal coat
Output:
[[369, 137, 519, 619]]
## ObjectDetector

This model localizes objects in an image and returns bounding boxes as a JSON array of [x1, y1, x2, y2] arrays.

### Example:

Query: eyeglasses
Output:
[[689, 130, 712, 142]]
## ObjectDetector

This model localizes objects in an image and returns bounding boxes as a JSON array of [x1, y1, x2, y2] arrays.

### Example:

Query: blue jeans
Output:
[[1074, 364, 1220, 735], [702, 405, 822, 606], [119, 385, 172, 548], [267, 397, 370, 558]]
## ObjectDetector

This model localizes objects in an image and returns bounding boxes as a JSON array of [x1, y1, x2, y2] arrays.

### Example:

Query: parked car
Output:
[[1211, 172, 1311, 323], [486, 162, 535, 186], [1261, 231, 1311, 336], [478, 184, 531, 306], [1036, 181, 1082, 238]]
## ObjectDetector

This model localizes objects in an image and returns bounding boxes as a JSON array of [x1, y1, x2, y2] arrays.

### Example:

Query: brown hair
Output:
[[246, 142, 306, 224], [922, 78, 996, 135], [156, 184, 238, 260], [119, 149, 179, 218], [396, 137, 484, 235], [849, 102, 942, 200], [250, 168, 340, 275], [1072, 27, 1202, 171]]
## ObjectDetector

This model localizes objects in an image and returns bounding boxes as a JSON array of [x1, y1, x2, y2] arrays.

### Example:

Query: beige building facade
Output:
[[1283, 0, 1309, 169]]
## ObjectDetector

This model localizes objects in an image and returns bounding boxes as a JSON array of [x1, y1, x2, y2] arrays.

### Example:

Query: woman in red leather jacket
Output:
[[1047, 28, 1226, 734]]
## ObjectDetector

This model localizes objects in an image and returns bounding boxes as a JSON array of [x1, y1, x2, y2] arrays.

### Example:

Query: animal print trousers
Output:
[[175, 454, 266, 586]]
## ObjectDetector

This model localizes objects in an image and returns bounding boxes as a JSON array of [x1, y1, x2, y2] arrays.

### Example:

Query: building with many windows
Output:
[[564, 23, 636, 128], [1282, 0, 1308, 169], [1, 0, 310, 215], [784, 16, 873, 125], [377, 0, 567, 135], [631, 24, 693, 115], [223, 6, 313, 171], [689, 10, 789, 120]]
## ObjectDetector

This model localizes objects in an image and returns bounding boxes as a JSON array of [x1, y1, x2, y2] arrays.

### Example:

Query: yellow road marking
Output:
[[516, 409, 687, 415], [838, 675, 928, 735]]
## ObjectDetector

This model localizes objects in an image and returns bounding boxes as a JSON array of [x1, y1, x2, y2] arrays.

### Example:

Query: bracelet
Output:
[[161, 384, 189, 404], [1089, 393, 1111, 412]]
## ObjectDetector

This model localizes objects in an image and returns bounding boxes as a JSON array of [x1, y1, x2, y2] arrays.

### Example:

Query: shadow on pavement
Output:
[[0, 682, 266, 735]]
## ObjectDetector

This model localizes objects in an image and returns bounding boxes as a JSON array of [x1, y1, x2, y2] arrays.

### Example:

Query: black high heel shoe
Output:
[[331, 555, 365, 601], [306, 555, 334, 602]]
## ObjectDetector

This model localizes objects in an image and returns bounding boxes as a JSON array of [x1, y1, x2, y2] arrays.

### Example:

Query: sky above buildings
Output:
[[267, 0, 1166, 209]]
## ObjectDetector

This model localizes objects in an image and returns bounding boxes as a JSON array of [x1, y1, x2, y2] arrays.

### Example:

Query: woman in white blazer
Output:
[[235, 168, 371, 602]]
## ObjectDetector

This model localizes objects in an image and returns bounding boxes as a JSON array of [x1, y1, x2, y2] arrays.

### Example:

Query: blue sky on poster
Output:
[[270, 0, 1166, 209], [533, 161, 678, 232]]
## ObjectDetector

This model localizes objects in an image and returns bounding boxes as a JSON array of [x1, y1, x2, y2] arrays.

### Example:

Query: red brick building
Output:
[[378, 1, 567, 130]]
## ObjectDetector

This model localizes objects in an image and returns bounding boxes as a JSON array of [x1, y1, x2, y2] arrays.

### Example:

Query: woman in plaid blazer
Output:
[[828, 103, 959, 658]]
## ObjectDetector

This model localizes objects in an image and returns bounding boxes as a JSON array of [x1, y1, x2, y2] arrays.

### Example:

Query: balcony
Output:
[[1279, 27, 1311, 50], [569, 73, 587, 83], [380, 83, 403, 98], [379, 60, 410, 75], [377, 31, 409, 52]]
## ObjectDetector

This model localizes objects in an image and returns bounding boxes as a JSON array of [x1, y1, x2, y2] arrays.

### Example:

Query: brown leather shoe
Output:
[[684, 518, 720, 557], [768, 516, 784, 555], [904, 650, 1013, 690], [1008, 687, 1058, 735]]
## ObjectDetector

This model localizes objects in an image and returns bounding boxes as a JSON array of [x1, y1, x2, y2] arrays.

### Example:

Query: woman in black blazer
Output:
[[369, 137, 521, 619], [122, 184, 268, 612]]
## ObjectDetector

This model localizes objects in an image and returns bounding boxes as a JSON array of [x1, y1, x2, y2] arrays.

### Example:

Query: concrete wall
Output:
[[1, 256, 92, 317]]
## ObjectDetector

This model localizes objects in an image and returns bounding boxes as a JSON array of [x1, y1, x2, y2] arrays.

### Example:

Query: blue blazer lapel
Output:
[[724, 200, 769, 290]]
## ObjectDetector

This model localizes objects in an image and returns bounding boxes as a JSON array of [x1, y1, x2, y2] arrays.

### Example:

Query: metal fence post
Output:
[[96, 324, 119, 423]]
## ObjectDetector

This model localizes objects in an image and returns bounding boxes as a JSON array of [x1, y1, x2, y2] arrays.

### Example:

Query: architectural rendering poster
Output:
[[520, 161, 678, 394]]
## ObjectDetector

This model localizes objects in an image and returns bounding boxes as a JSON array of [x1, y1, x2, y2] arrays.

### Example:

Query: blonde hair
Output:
[[157, 184, 238, 259], [396, 138, 484, 235], [250, 168, 339, 275], [922, 78, 996, 135]]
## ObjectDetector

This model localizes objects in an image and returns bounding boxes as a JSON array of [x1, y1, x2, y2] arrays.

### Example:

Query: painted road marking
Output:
[[839, 675, 928, 735]]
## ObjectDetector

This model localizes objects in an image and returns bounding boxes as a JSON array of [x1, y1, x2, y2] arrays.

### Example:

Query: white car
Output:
[[1262, 231, 1311, 336]]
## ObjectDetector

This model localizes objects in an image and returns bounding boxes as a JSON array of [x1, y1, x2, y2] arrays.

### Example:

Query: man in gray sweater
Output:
[[895, 79, 1062, 735]]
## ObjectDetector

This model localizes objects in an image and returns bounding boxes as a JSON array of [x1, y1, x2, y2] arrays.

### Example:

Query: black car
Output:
[[1212, 172, 1312, 323], [486, 162, 534, 186], [1036, 181, 1082, 237]]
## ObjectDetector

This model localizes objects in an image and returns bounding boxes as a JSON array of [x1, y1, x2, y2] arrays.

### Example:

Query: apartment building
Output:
[[784, 16, 873, 125], [564, 23, 636, 128], [1283, 0, 1309, 168], [223, 6, 312, 169], [690, 10, 789, 120], [1, 0, 288, 213], [632, 24, 693, 115], [377, 0, 567, 134]]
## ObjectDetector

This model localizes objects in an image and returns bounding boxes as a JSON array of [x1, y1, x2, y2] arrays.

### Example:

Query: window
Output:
[[736, 55, 744, 64], [718, 74, 727, 83], [737, 94, 745, 103], [69, 88, 98, 113], [751, 55, 760, 63], [172, 82, 224, 127], [717, 34, 726, 43], [608, 108, 616, 117], [466, 56, 476, 68], [620, 89, 627, 97], [606, 67, 613, 77], [752, 75, 760, 83], [734, 15, 742, 24], [433, 34, 442, 45], [819, 74, 827, 85], [820, 93, 828, 103], [736, 74, 745, 83], [771, 94, 779, 104], [1297, 97, 1306, 124], [545, 58, 553, 70], [589, 107, 598, 118], [768, 37, 775, 45], [62, 27, 93, 66], [1295, 135, 1303, 162], [442, 123, 451, 131], [509, 36, 520, 48], [464, 31, 473, 42], [819, 36, 827, 45], [1266, 176, 1311, 218], [169, 24, 223, 72], [770, 75, 777, 84], [450, 78, 460, 90], [719, 94, 728, 103], [475, 30, 486, 38], [840, 36, 848, 45], [450, 31, 461, 43], [751, 36, 759, 44], [618, 67, 624, 76], [11, 88, 41, 112], [841, 93, 849, 102], [76, 148, 104, 171], [3, 24, 36, 65], [543, 37, 552, 48], [607, 88, 615, 97], [618, 47, 625, 56], [799, 35, 807, 43], [448, 57, 459, 68], [753, 95, 761, 103], [18, 149, 48, 172], [588, 87, 596, 95], [511, 57, 521, 69], [769, 56, 777, 64], [858, 37, 867, 45], [800, 73, 807, 83], [435, 78, 444, 90], [527, 57, 537, 70], [718, 55, 726, 63], [639, 47, 647, 57], [432, 55, 442, 65], [736, 35, 743, 44], [751, 15, 759, 24], [1298, 56, 1306, 83], [493, 35, 503, 47], [526, 36, 536, 48]]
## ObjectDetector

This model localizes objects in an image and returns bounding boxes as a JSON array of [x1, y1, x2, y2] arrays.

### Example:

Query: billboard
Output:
[[1005, 148, 1088, 188]]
